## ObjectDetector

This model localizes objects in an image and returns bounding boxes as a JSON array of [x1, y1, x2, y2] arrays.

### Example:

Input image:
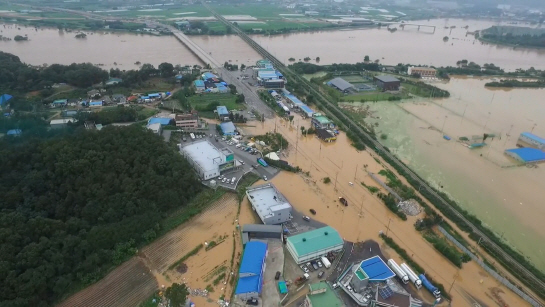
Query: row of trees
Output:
[[0, 125, 202, 306], [289, 61, 381, 74]]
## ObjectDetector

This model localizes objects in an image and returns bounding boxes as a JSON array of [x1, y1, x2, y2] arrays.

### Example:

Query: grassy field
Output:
[[206, 21, 228, 32], [340, 75, 368, 83], [342, 91, 409, 102], [188, 93, 243, 111], [237, 20, 330, 31]]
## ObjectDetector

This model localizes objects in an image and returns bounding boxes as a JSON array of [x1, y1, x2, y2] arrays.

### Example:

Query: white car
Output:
[[263, 175, 268, 181]]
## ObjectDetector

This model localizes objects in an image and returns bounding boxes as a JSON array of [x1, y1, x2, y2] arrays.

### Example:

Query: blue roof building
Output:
[[518, 132, 545, 150], [505, 148, 545, 164], [148, 93, 161, 98], [235, 241, 267, 300], [216, 105, 229, 116], [358, 256, 395, 282], [0, 94, 13, 108], [6, 129, 22, 136], [52, 99, 68, 105], [148, 117, 172, 126], [299, 105, 315, 118], [202, 72, 217, 80], [220, 121, 236, 135], [194, 80, 205, 90], [89, 101, 103, 107]]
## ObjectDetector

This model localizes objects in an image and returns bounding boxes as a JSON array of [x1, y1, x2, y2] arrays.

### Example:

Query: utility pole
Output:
[[441, 115, 448, 135], [334, 171, 339, 190], [385, 218, 392, 236]]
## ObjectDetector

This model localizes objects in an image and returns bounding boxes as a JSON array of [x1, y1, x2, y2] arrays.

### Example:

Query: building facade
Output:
[[286, 226, 344, 264], [517, 132, 545, 150], [175, 113, 199, 128], [408, 66, 436, 78]]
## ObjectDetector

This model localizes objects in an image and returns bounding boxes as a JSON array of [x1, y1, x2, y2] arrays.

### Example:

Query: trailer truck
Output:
[[387, 259, 409, 284], [400, 263, 422, 289], [419, 274, 441, 298], [321, 256, 331, 269]]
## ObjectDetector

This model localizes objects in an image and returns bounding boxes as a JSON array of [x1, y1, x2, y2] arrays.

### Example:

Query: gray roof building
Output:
[[328, 77, 354, 92], [374, 75, 400, 83], [246, 183, 292, 225]]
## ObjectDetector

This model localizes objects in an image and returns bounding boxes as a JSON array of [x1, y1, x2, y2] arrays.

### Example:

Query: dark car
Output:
[[247, 298, 258, 306], [309, 209, 316, 215], [275, 271, 281, 280], [339, 197, 348, 206]]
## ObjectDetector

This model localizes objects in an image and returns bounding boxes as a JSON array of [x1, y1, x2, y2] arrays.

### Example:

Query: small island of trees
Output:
[[14, 35, 28, 41]]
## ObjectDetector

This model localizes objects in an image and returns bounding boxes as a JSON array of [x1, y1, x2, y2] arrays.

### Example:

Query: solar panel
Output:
[[379, 286, 393, 299]]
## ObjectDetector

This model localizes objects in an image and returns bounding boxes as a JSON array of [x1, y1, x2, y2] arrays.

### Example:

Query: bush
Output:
[[323, 177, 331, 184], [263, 157, 301, 173]]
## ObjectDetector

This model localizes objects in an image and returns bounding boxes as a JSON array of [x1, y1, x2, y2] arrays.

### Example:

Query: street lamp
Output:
[[441, 115, 448, 135]]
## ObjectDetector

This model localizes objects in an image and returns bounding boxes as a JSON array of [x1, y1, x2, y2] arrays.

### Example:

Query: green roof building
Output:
[[305, 282, 345, 307], [311, 114, 334, 129], [286, 226, 343, 264]]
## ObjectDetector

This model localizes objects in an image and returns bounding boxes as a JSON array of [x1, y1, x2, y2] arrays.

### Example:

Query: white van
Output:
[[231, 177, 236, 184]]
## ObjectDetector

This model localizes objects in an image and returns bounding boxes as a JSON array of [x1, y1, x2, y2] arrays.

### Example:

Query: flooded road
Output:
[[360, 77, 545, 271], [241, 115, 531, 306]]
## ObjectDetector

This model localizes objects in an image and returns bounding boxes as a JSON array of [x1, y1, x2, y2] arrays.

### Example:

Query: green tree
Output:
[[364, 55, 370, 62], [158, 62, 175, 77], [165, 283, 189, 307]]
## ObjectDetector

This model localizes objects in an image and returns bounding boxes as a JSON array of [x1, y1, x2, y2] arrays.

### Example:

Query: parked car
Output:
[[263, 175, 268, 181], [231, 177, 236, 184], [302, 215, 310, 222], [309, 209, 316, 215], [246, 298, 258, 306], [311, 261, 319, 271], [275, 271, 281, 280], [318, 271, 324, 279], [339, 197, 348, 206], [332, 283, 339, 289], [306, 262, 313, 271], [317, 260, 323, 268]]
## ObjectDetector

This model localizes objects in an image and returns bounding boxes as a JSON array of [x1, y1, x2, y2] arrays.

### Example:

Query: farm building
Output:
[[220, 121, 237, 136], [316, 129, 337, 142], [50, 118, 74, 129], [181, 140, 235, 180], [303, 282, 344, 307], [286, 226, 343, 264], [374, 75, 400, 91], [328, 77, 354, 93], [235, 241, 268, 300], [246, 183, 292, 225], [505, 148, 545, 164], [242, 224, 283, 245], [516, 132, 545, 150], [408, 66, 437, 78]]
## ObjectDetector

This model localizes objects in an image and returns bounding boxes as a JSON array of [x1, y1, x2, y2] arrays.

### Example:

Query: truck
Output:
[[257, 157, 268, 167], [321, 256, 331, 269], [419, 274, 441, 298], [400, 263, 422, 289], [388, 259, 409, 284]]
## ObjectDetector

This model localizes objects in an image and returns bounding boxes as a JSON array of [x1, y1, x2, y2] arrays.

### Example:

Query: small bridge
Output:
[[381, 22, 436, 33]]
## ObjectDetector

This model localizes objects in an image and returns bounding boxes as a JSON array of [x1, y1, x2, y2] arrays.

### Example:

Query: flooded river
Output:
[[360, 77, 545, 270]]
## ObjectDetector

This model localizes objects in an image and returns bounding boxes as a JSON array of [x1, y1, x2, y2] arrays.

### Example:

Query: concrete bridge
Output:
[[381, 22, 436, 33], [166, 25, 222, 69]]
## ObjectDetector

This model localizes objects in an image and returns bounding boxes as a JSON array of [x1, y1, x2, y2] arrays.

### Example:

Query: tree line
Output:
[[289, 62, 381, 74], [0, 125, 202, 306]]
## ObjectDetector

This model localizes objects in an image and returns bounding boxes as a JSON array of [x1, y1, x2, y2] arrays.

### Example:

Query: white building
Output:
[[181, 140, 235, 180], [50, 118, 74, 129], [147, 123, 162, 135], [246, 183, 292, 225]]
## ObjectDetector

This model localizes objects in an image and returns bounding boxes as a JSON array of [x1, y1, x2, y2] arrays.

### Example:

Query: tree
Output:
[[165, 283, 189, 307], [315, 57, 320, 63], [289, 115, 294, 123], [236, 93, 245, 103], [364, 55, 370, 62], [288, 57, 295, 62], [158, 62, 175, 77], [240, 64, 246, 71]]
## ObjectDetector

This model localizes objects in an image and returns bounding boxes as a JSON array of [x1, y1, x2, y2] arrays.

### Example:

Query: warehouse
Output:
[[50, 118, 74, 129], [220, 121, 237, 136], [408, 66, 436, 78], [181, 140, 235, 180], [505, 148, 545, 164], [242, 224, 283, 245], [235, 241, 268, 300], [374, 75, 401, 91], [246, 183, 292, 225], [286, 226, 343, 264], [516, 132, 545, 150], [216, 105, 230, 121], [328, 77, 354, 93]]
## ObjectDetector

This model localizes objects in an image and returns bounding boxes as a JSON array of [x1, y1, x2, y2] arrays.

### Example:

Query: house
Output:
[[147, 123, 162, 135], [374, 75, 401, 91], [87, 89, 101, 99], [112, 94, 127, 104], [175, 112, 199, 128], [311, 114, 334, 129], [246, 184, 292, 225]]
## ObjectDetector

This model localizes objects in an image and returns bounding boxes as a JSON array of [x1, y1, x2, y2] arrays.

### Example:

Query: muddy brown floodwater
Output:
[[241, 114, 531, 307], [359, 76, 545, 272]]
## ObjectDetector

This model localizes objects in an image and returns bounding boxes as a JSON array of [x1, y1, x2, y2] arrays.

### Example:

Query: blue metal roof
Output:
[[89, 101, 103, 106], [148, 93, 160, 98], [203, 72, 217, 79], [6, 129, 22, 135], [521, 132, 545, 145], [194, 80, 205, 87], [220, 121, 236, 135], [300, 105, 314, 114], [505, 148, 545, 163], [0, 94, 13, 106], [360, 256, 395, 282], [216, 105, 229, 115], [285, 94, 304, 106], [148, 117, 171, 126], [235, 241, 267, 295]]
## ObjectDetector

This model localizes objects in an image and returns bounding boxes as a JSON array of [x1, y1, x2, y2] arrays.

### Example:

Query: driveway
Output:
[[261, 239, 284, 307]]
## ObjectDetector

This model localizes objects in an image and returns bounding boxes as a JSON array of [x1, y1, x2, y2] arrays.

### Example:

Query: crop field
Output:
[[58, 193, 240, 307], [188, 93, 243, 110]]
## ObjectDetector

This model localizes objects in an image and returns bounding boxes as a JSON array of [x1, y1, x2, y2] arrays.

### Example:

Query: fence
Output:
[[368, 171, 403, 202], [438, 226, 543, 307]]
